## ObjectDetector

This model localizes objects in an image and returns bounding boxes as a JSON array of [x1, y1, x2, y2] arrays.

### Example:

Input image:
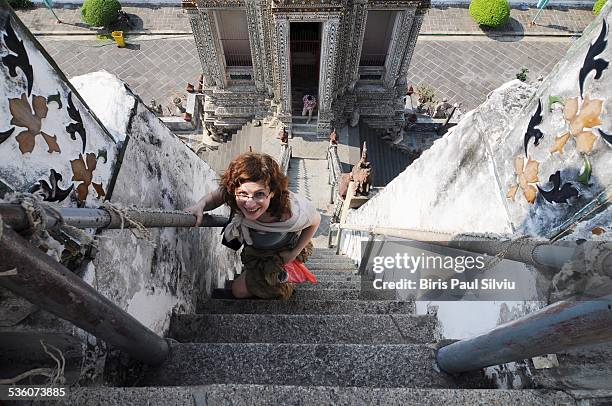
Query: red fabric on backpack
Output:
[[283, 260, 317, 283]]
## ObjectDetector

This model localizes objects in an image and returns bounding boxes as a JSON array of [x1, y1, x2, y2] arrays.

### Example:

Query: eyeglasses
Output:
[[235, 191, 270, 203]]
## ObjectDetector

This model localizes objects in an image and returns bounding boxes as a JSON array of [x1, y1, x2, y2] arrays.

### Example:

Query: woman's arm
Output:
[[279, 210, 321, 264], [185, 188, 225, 226]]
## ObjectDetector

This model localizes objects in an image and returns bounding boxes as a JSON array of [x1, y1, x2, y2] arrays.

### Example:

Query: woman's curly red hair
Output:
[[220, 153, 291, 219]]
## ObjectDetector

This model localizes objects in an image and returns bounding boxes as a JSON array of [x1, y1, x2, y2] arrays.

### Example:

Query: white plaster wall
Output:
[[0, 10, 118, 206], [72, 73, 241, 335], [341, 8, 612, 339]]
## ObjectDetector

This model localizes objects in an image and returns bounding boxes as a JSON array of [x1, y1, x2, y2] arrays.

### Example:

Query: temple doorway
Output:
[[290, 22, 321, 116]]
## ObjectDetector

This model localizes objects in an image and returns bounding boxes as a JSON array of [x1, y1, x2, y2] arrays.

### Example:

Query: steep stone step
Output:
[[306, 258, 356, 266], [307, 263, 359, 270], [292, 288, 395, 301], [231, 271, 360, 282], [225, 280, 360, 290], [292, 115, 318, 124], [296, 281, 361, 290], [292, 123, 318, 131], [54, 386, 579, 406], [310, 269, 356, 276], [170, 314, 436, 344], [197, 299, 415, 315], [313, 274, 361, 282], [307, 254, 355, 265], [311, 248, 338, 256], [212, 288, 395, 301], [140, 343, 457, 388]]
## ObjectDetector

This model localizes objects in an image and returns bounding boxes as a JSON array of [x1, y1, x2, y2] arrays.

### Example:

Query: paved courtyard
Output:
[[407, 36, 574, 111], [39, 35, 201, 111], [39, 34, 574, 113], [21, 4, 592, 114]]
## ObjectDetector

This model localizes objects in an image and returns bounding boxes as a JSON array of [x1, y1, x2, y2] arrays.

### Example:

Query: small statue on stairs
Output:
[[206, 123, 222, 143], [350, 142, 372, 196], [329, 128, 338, 145], [279, 127, 288, 145], [338, 142, 373, 199]]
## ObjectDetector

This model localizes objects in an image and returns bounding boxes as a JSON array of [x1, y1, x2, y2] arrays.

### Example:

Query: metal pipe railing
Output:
[[0, 203, 228, 232], [0, 225, 170, 365], [327, 145, 342, 204], [335, 222, 612, 373], [335, 224, 591, 272], [437, 294, 612, 373], [279, 144, 292, 175]]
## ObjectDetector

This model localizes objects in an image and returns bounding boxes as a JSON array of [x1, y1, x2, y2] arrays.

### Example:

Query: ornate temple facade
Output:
[[183, 0, 429, 137]]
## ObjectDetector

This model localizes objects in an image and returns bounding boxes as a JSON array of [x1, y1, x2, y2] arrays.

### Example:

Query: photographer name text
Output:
[[372, 278, 516, 291]]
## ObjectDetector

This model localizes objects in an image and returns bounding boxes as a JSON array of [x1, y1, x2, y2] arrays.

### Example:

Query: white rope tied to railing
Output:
[[2, 192, 53, 239], [101, 201, 157, 248]]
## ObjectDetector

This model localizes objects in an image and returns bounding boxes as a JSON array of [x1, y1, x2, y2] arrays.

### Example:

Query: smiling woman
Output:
[[185, 152, 321, 299]]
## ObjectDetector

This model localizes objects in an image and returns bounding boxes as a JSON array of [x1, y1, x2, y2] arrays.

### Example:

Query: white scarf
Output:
[[223, 191, 317, 246]]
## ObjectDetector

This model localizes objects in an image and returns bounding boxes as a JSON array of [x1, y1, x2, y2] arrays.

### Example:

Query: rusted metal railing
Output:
[[437, 294, 612, 373], [0, 224, 171, 364], [0, 203, 228, 232], [0, 203, 229, 365], [334, 223, 584, 271], [333, 222, 612, 373]]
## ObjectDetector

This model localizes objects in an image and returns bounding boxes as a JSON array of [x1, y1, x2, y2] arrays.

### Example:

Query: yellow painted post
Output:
[[111, 31, 126, 48]]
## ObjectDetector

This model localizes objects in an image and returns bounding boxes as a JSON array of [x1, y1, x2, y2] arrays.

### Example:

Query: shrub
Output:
[[81, 0, 122, 28], [516, 68, 529, 82], [593, 0, 608, 15], [417, 85, 436, 106], [7, 0, 34, 10], [469, 0, 511, 28]]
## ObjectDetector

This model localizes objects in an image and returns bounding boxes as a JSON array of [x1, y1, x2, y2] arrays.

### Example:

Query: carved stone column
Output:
[[245, 0, 265, 92], [317, 17, 340, 137], [259, 1, 275, 96], [272, 16, 292, 123], [344, 0, 367, 89], [383, 8, 417, 89], [397, 6, 427, 87], [184, 7, 214, 87], [195, 9, 226, 89]]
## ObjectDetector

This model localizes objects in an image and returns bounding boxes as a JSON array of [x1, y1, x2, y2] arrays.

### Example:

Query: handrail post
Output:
[[358, 232, 376, 276], [0, 225, 170, 365]]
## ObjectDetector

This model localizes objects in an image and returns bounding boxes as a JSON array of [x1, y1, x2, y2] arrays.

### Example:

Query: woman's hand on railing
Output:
[[184, 189, 225, 227], [185, 201, 205, 227]]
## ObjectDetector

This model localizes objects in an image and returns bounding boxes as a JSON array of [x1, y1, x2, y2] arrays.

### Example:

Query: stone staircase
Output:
[[147, 249, 456, 390], [196, 121, 264, 175], [45, 111, 592, 406], [287, 153, 332, 248], [292, 115, 318, 138], [358, 122, 419, 187], [57, 248, 578, 404]]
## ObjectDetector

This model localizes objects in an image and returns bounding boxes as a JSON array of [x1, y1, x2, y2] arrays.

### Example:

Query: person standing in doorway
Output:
[[302, 94, 317, 124]]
